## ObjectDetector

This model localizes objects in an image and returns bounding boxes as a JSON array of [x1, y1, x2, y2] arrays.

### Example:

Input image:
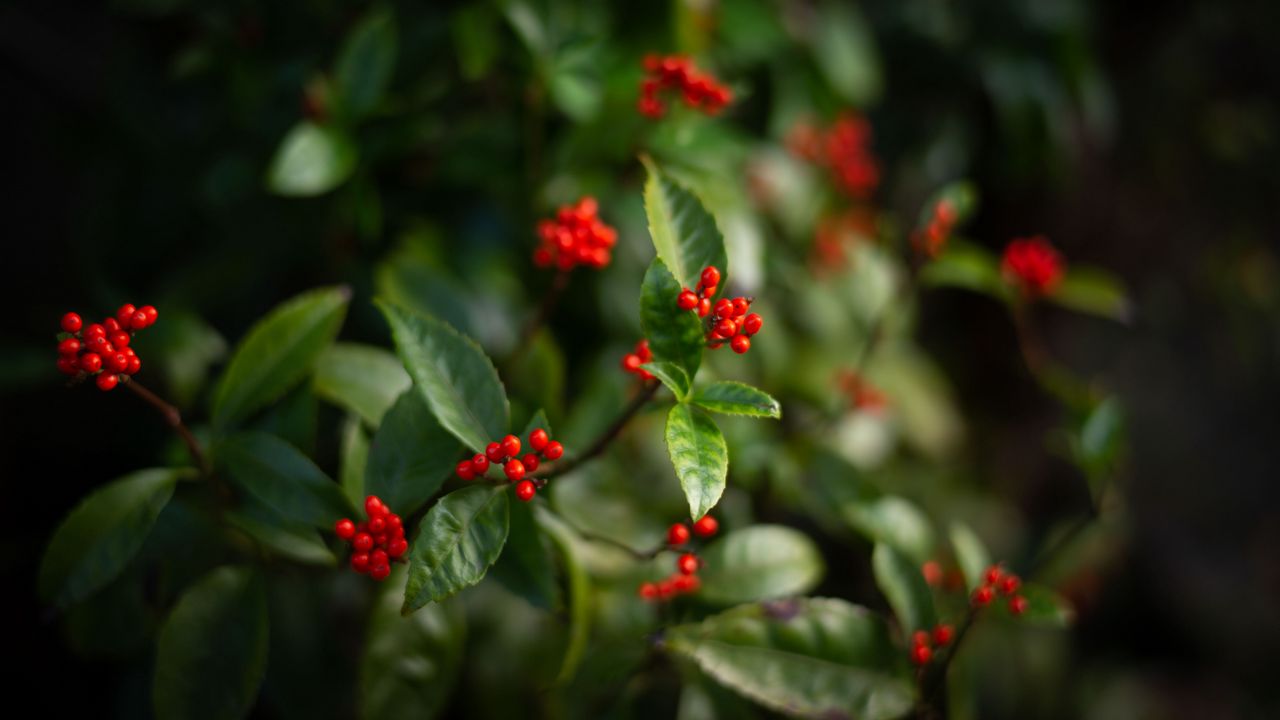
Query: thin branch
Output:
[[124, 379, 211, 477], [536, 379, 661, 480]]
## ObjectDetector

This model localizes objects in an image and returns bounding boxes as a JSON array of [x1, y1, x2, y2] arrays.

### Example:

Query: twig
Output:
[[124, 379, 211, 477], [536, 379, 661, 480]]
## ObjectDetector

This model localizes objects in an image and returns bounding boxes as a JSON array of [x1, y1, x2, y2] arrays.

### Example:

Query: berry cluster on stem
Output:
[[637, 54, 731, 119], [909, 623, 956, 666], [334, 495, 407, 582], [787, 113, 880, 200], [638, 516, 719, 601], [913, 199, 958, 259], [455, 429, 563, 502], [533, 196, 617, 271], [835, 369, 888, 412], [920, 559, 967, 591], [970, 564, 1028, 615], [1001, 236, 1064, 297], [676, 266, 763, 354], [620, 339, 654, 381], [56, 304, 158, 391]]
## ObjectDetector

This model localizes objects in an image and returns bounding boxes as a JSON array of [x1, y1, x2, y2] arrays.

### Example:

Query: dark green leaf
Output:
[[1048, 268, 1132, 322], [640, 258, 706, 385], [537, 508, 592, 685], [812, 1, 882, 105], [39, 468, 184, 610], [642, 361, 692, 400], [366, 390, 461, 517], [841, 495, 935, 564], [225, 500, 337, 567], [1016, 583, 1075, 628], [642, 158, 729, 290], [949, 522, 992, 592], [403, 485, 510, 613], [340, 415, 370, 507], [664, 598, 912, 719], [490, 495, 558, 610], [920, 241, 1007, 298], [691, 381, 781, 419], [699, 526, 825, 605], [217, 432, 353, 528], [266, 122, 357, 197], [153, 566, 268, 720], [871, 543, 936, 633], [313, 343, 411, 427], [665, 404, 728, 520], [377, 301, 509, 453], [451, 4, 500, 80], [334, 8, 397, 120], [212, 286, 350, 429]]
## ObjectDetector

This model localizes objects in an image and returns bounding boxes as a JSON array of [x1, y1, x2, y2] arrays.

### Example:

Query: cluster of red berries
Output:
[[908, 623, 956, 666], [533, 197, 617, 271], [676, 266, 763, 355], [455, 429, 563, 503], [810, 209, 876, 272], [620, 339, 654, 381], [55, 305, 158, 391], [835, 369, 888, 412], [913, 200, 958, 259], [334, 495, 408, 582], [787, 113, 880, 200], [637, 54, 732, 119], [1001, 236, 1064, 297], [638, 516, 719, 601], [970, 564, 1029, 616], [921, 559, 967, 592]]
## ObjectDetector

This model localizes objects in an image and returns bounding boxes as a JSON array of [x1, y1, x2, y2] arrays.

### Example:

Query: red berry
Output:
[[972, 586, 994, 607], [96, 373, 119, 391], [998, 575, 1021, 596], [700, 266, 721, 289], [351, 553, 370, 573], [515, 480, 536, 502], [732, 298, 750, 316], [529, 428, 549, 452], [1009, 595, 1028, 616], [504, 458, 526, 481], [126, 356, 142, 375], [369, 517, 386, 534], [677, 290, 699, 311], [456, 460, 475, 480], [714, 318, 737, 339], [730, 335, 751, 354], [371, 549, 389, 567], [388, 539, 408, 558], [84, 323, 106, 339], [140, 305, 158, 326], [921, 560, 943, 587], [335, 519, 356, 540], [742, 313, 763, 335], [61, 312, 82, 333], [932, 624, 954, 646], [108, 352, 129, 373], [984, 565, 1003, 585], [911, 644, 933, 665], [693, 515, 718, 537], [104, 318, 122, 334], [638, 582, 659, 600], [912, 630, 931, 647], [522, 454, 540, 472], [667, 523, 691, 546], [116, 304, 137, 328], [622, 353, 642, 372], [79, 353, 102, 373], [58, 338, 81, 356], [713, 298, 733, 317], [700, 284, 717, 299], [486, 442, 505, 462], [110, 332, 130, 348], [466, 454, 488, 477], [365, 496, 386, 518], [542, 441, 563, 460], [697, 298, 711, 317], [677, 553, 699, 575], [672, 574, 700, 593], [56, 357, 79, 375], [386, 514, 402, 531], [132, 311, 148, 329], [354, 533, 373, 552], [501, 434, 522, 458], [370, 564, 391, 581]]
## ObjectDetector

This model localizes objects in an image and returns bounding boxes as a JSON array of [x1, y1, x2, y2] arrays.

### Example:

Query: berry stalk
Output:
[[123, 379, 211, 477]]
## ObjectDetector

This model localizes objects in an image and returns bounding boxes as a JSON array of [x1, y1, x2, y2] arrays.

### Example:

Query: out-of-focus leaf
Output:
[[664, 598, 912, 719], [920, 241, 1006, 298], [842, 495, 935, 564], [403, 485, 510, 613], [313, 343, 410, 427], [366, 390, 460, 516], [217, 432, 353, 528], [949, 522, 992, 592], [505, 330, 566, 423], [266, 122, 357, 197], [549, 41, 602, 122], [334, 7, 397, 120], [1048, 268, 1132, 322], [640, 258, 706, 384], [340, 415, 370, 507], [917, 181, 979, 228], [811, 1, 882, 106], [153, 566, 268, 720], [872, 543, 936, 633], [642, 361, 692, 400], [642, 158, 729, 290], [699, 526, 825, 605], [1015, 583, 1075, 628], [39, 468, 185, 609], [248, 383, 317, 457], [451, 4, 500, 80], [691, 382, 781, 419], [225, 501, 336, 567], [1081, 397, 1124, 466], [145, 310, 227, 409], [665, 403, 729, 520], [537, 508, 591, 685], [377, 301, 509, 453], [212, 286, 349, 429], [491, 411, 559, 609]]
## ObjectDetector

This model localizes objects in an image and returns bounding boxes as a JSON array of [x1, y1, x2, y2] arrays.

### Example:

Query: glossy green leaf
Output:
[[362, 573, 465, 720], [699, 526, 825, 604], [841, 495, 935, 564], [664, 598, 912, 719], [334, 7, 397, 120], [665, 403, 729, 520], [949, 522, 992, 592], [212, 286, 350, 429], [216, 432, 353, 528], [920, 241, 1007, 298], [225, 502, 336, 567], [642, 361, 692, 400], [39, 468, 184, 610], [640, 258, 706, 384], [1016, 583, 1075, 628], [537, 508, 591, 685], [1048, 268, 1132, 322], [377, 300, 509, 454], [812, 1, 882, 105], [402, 485, 510, 613], [266, 122, 357, 197], [313, 343, 411, 427], [366, 390, 460, 517], [642, 158, 729, 290], [340, 415, 370, 507], [153, 566, 268, 720], [871, 543, 936, 633], [691, 382, 781, 419]]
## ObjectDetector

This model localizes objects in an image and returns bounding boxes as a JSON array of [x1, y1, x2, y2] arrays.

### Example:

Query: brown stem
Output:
[[536, 379, 661, 480], [124, 379, 211, 477]]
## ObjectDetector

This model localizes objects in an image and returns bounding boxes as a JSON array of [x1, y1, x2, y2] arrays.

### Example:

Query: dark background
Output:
[[3, 0, 1278, 717]]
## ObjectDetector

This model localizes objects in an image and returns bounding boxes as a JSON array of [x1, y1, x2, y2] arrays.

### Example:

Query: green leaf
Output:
[[841, 495, 935, 564], [224, 502, 337, 567], [1016, 583, 1075, 628], [1048, 268, 1132, 322], [642, 158, 729, 290], [217, 432, 353, 528], [313, 343, 411, 427], [642, 361, 692, 400], [549, 41, 602, 122], [1081, 397, 1124, 466], [39, 468, 184, 610], [664, 598, 912, 719], [212, 286, 350, 429], [153, 566, 269, 720], [640, 258, 706, 384], [537, 508, 592, 685], [949, 522, 992, 592], [340, 415, 370, 507], [377, 300, 509, 454], [402, 485, 510, 613], [920, 241, 1007, 298], [699, 526, 825, 605], [871, 543, 936, 633], [691, 381, 781, 419], [266, 122, 357, 197], [451, 4, 500, 80], [362, 574, 465, 720], [811, 1, 882, 106], [665, 404, 729, 520], [366, 390, 461, 516], [490, 495, 558, 610], [334, 7, 397, 120]]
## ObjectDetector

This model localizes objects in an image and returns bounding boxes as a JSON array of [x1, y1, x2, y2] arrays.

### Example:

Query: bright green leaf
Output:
[[266, 122, 357, 197], [642, 158, 729, 290], [842, 495, 935, 564], [217, 432, 353, 528], [366, 390, 461, 517], [402, 485, 510, 613], [699, 526, 825, 604], [642, 361, 692, 400], [334, 8, 397, 120], [871, 543, 936, 633], [313, 343, 411, 427], [665, 404, 729, 520], [920, 241, 1007, 298], [949, 522, 992, 592], [692, 381, 781, 419], [812, 1, 882, 106], [640, 258, 706, 384], [1048, 268, 1132, 322]]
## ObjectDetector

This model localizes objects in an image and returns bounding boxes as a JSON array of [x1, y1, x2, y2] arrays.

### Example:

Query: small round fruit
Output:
[[486, 442, 505, 463], [911, 645, 933, 665], [369, 517, 386, 534], [529, 428, 549, 452], [742, 313, 763, 335], [542, 441, 563, 460], [456, 460, 475, 480], [1008, 596, 1028, 616], [126, 357, 141, 375], [700, 266, 721, 289], [58, 338, 81, 356], [110, 331, 130, 348], [972, 586, 994, 607], [79, 353, 102, 373], [522, 454, 540, 472], [354, 533, 374, 552], [932, 624, 954, 646], [351, 553, 370, 573], [84, 323, 106, 339], [515, 480, 536, 502], [677, 553, 699, 575], [667, 523, 691, 546], [912, 630, 931, 647], [117, 304, 137, 327], [369, 564, 391, 581], [370, 549, 389, 567], [388, 539, 408, 558], [714, 319, 737, 339], [732, 298, 750, 316], [96, 373, 119, 391], [677, 290, 699, 311], [471, 454, 490, 476], [504, 458, 526, 482], [140, 305, 158, 325], [638, 582, 659, 600], [730, 335, 751, 354], [56, 357, 79, 375], [365, 496, 386, 518], [984, 565, 1003, 585], [61, 312, 82, 333], [697, 298, 711, 317], [998, 575, 1021, 596], [693, 515, 718, 537], [500, 434, 522, 458], [335, 519, 356, 540], [713, 299, 733, 317]]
